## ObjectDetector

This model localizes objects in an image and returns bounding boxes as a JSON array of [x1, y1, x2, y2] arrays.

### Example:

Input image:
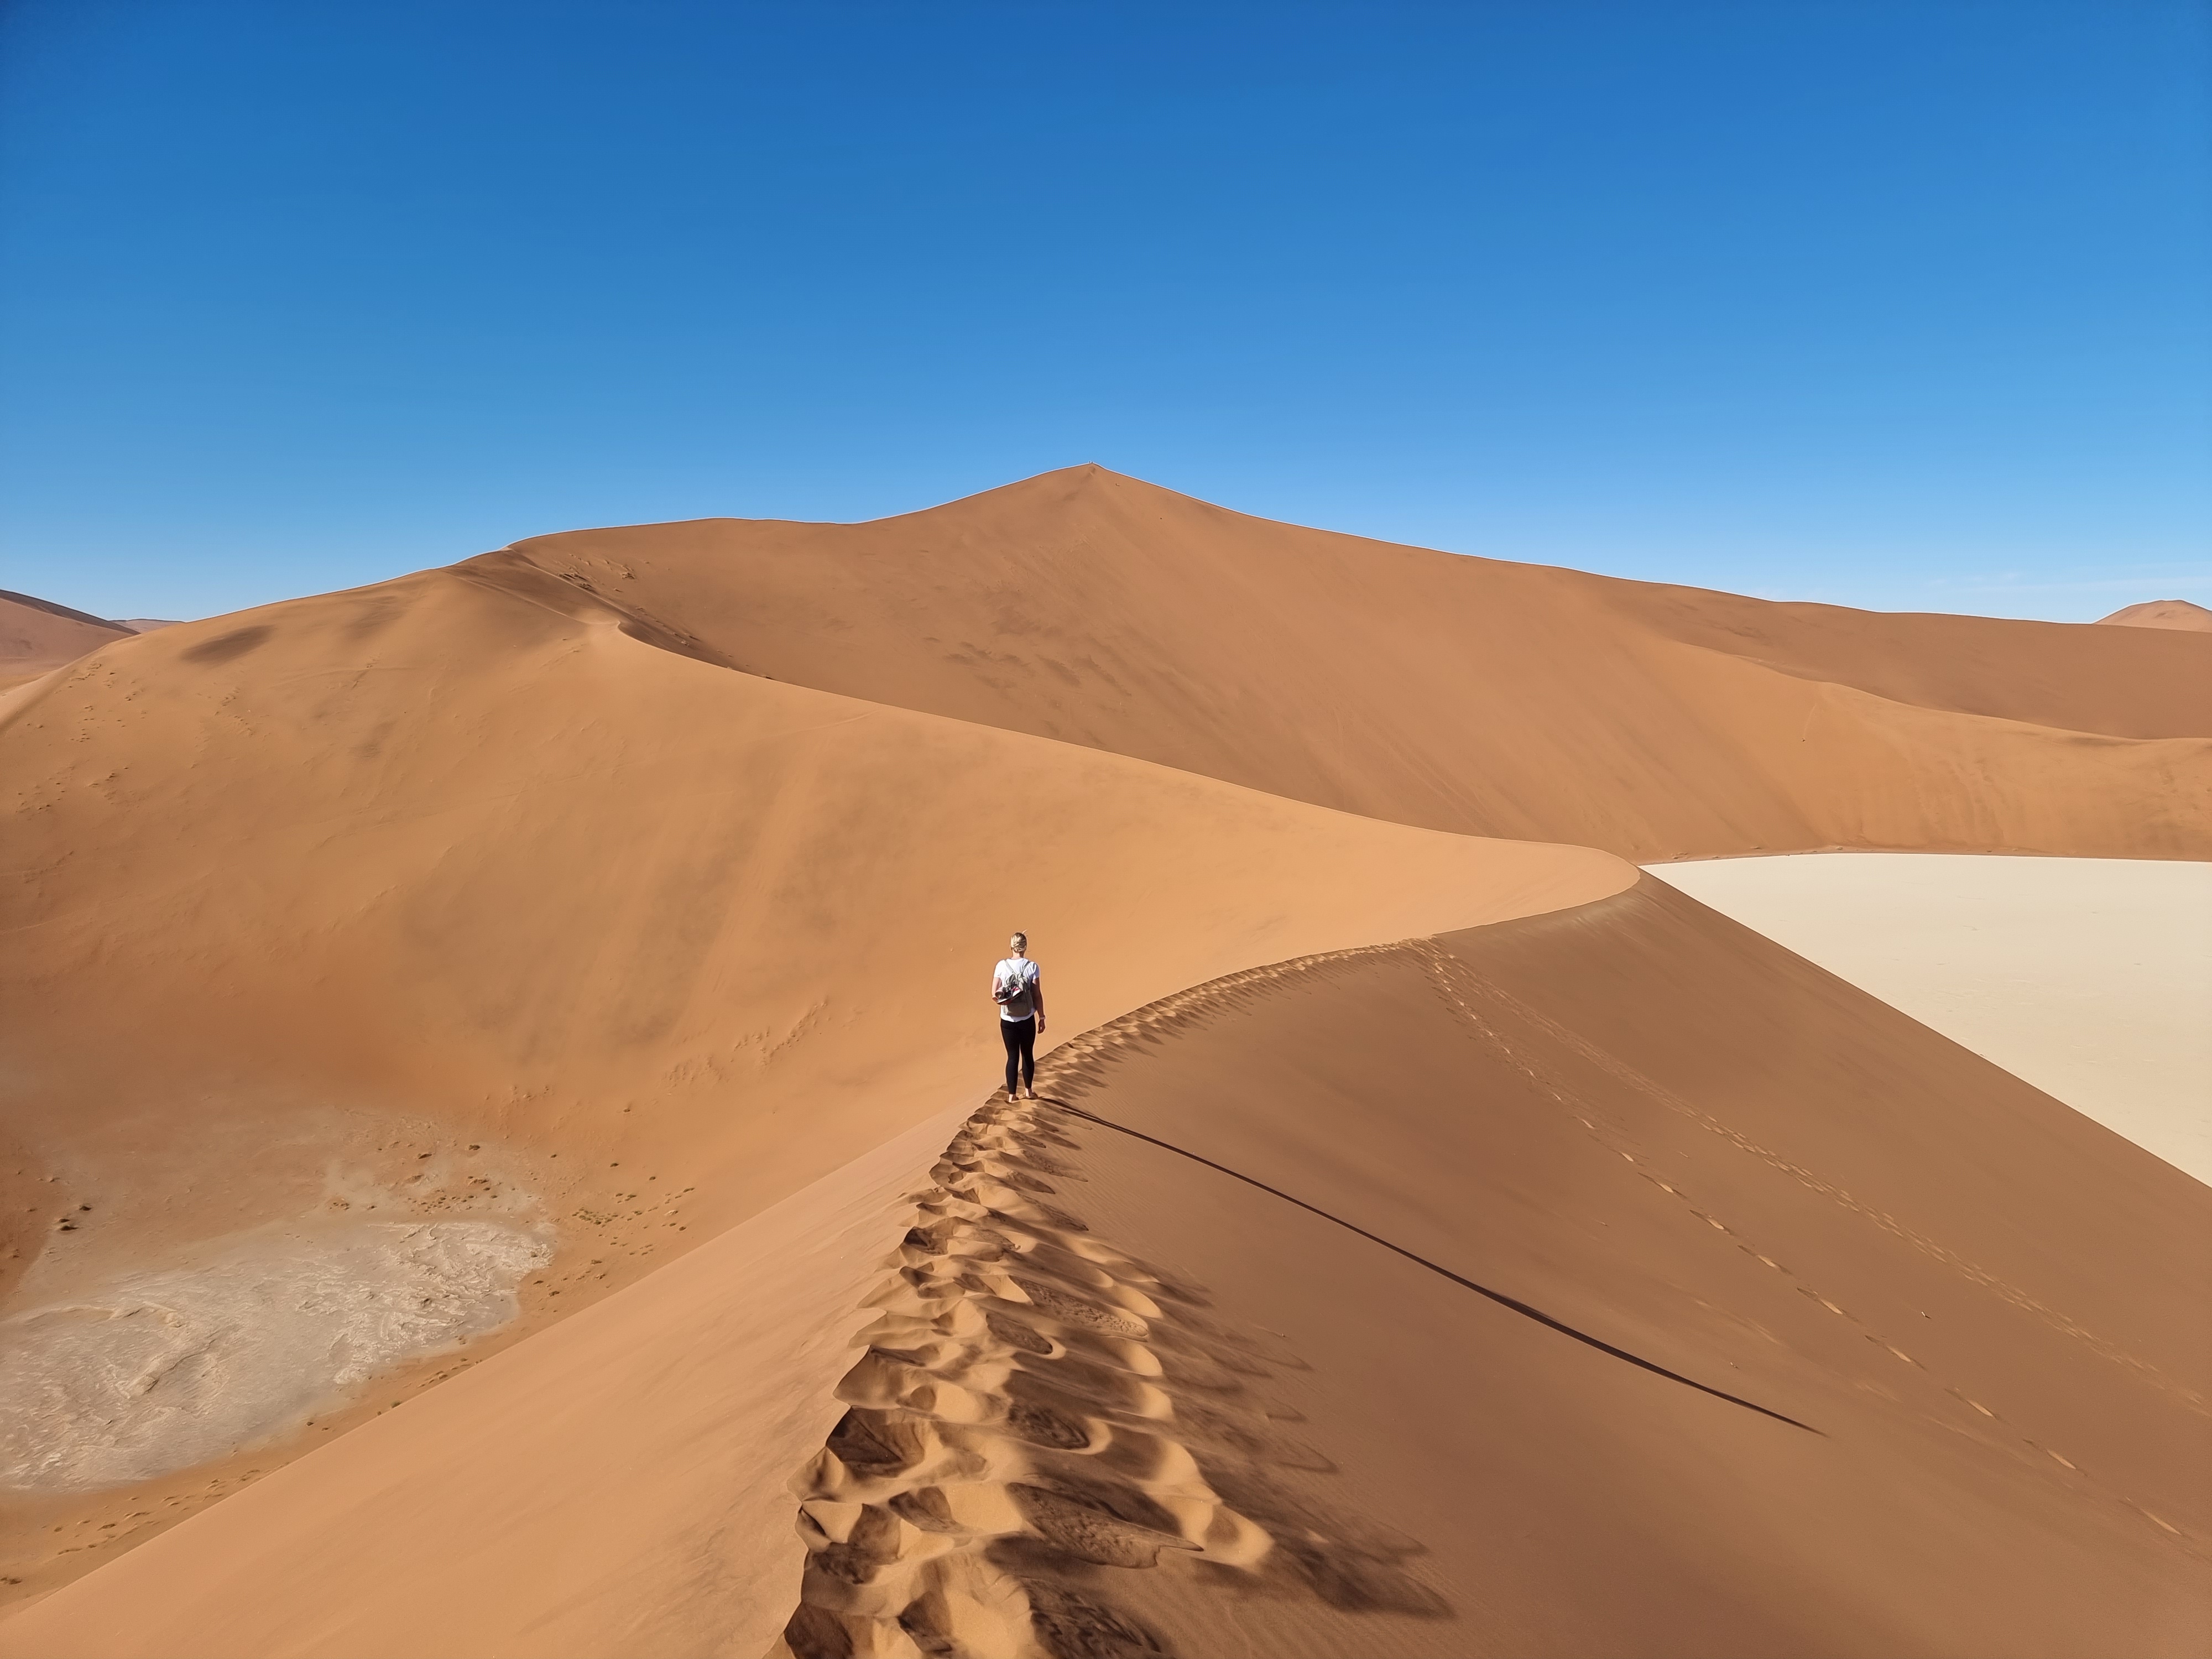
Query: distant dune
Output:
[[481, 466, 2212, 861], [2099, 598, 2212, 633], [0, 469, 2204, 1655], [0, 589, 134, 688], [0, 547, 1624, 1608]]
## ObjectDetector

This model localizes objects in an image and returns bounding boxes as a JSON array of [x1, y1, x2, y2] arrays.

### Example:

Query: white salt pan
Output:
[[1650, 853, 2211, 1186], [0, 1219, 549, 1491]]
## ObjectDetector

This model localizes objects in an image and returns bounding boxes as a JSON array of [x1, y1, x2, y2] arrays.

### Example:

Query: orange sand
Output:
[[2100, 599, 2212, 632], [0, 470, 2204, 1656], [0, 590, 134, 691], [487, 467, 2211, 860]]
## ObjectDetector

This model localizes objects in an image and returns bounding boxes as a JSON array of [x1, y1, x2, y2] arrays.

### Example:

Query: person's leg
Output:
[[1001, 1019, 1021, 1098], [1018, 1018, 1036, 1096]]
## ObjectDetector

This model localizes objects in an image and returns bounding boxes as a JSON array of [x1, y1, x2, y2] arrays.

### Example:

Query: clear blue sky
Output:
[[2, 1, 2206, 623]]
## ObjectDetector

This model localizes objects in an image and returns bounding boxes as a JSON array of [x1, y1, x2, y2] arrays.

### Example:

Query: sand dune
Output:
[[0, 556, 1624, 1603], [2100, 599, 2212, 632], [0, 591, 134, 690], [478, 466, 2212, 861], [2, 469, 2205, 1654], [1653, 854, 2212, 1185], [780, 882, 2209, 1657], [0, 1108, 974, 1659], [7, 882, 2203, 1657]]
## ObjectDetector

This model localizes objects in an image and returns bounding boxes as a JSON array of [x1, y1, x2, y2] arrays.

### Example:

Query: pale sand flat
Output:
[[1651, 854, 2212, 1185]]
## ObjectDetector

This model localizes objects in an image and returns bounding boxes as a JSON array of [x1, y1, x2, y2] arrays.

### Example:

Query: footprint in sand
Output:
[[776, 1093, 1450, 1659]]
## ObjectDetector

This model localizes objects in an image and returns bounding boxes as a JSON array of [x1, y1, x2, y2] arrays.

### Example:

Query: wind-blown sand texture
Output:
[[1, 469, 2206, 1655], [1652, 854, 2212, 1187]]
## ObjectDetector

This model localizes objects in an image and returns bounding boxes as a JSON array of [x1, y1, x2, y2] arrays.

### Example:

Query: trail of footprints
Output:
[[785, 917, 2193, 1655], [780, 1095, 1442, 1659], [1041, 948, 1400, 1108]]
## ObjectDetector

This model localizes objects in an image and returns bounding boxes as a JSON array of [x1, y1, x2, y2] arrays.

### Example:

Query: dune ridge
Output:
[[0, 550, 1625, 1606], [0, 591, 134, 690], [2100, 599, 2212, 633], [771, 883, 2205, 1657], [780, 1095, 1295, 1659], [482, 466, 2211, 862], [17, 879, 2199, 1658], [2, 468, 2205, 1654]]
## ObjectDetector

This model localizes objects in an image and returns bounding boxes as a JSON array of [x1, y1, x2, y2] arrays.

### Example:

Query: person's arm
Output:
[[1032, 964, 1045, 1034]]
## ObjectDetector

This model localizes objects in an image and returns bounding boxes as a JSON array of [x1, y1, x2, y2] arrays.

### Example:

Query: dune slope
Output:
[[5, 468, 2206, 1651], [477, 466, 2212, 861], [2100, 599, 2212, 633], [773, 879, 2208, 1658], [0, 562, 1625, 1601], [0, 591, 132, 689], [8, 881, 2203, 1658], [0, 1107, 975, 1659]]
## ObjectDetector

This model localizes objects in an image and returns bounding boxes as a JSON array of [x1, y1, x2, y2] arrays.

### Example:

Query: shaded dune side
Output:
[[0, 567, 1625, 1603], [778, 883, 2210, 1658], [483, 466, 2212, 860]]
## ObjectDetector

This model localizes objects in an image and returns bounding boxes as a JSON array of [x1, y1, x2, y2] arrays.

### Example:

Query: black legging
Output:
[[1000, 1015, 1036, 1096]]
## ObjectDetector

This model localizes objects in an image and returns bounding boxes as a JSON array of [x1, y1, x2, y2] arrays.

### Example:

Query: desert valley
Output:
[[0, 467, 2204, 1657]]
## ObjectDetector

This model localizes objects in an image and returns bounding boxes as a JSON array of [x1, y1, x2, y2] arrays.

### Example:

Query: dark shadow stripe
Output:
[[1040, 1098, 1819, 1434]]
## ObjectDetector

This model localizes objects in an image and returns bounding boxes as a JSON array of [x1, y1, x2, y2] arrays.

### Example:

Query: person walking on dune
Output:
[[993, 932, 1046, 1100]]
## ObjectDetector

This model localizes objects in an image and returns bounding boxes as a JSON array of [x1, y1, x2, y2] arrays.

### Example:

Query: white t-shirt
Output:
[[993, 957, 1040, 1022]]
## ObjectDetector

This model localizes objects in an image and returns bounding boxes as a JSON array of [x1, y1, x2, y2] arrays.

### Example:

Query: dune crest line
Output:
[[1042, 1097, 1817, 1434], [1032, 941, 1818, 1426], [778, 1095, 1452, 1658], [1041, 930, 2207, 1426]]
